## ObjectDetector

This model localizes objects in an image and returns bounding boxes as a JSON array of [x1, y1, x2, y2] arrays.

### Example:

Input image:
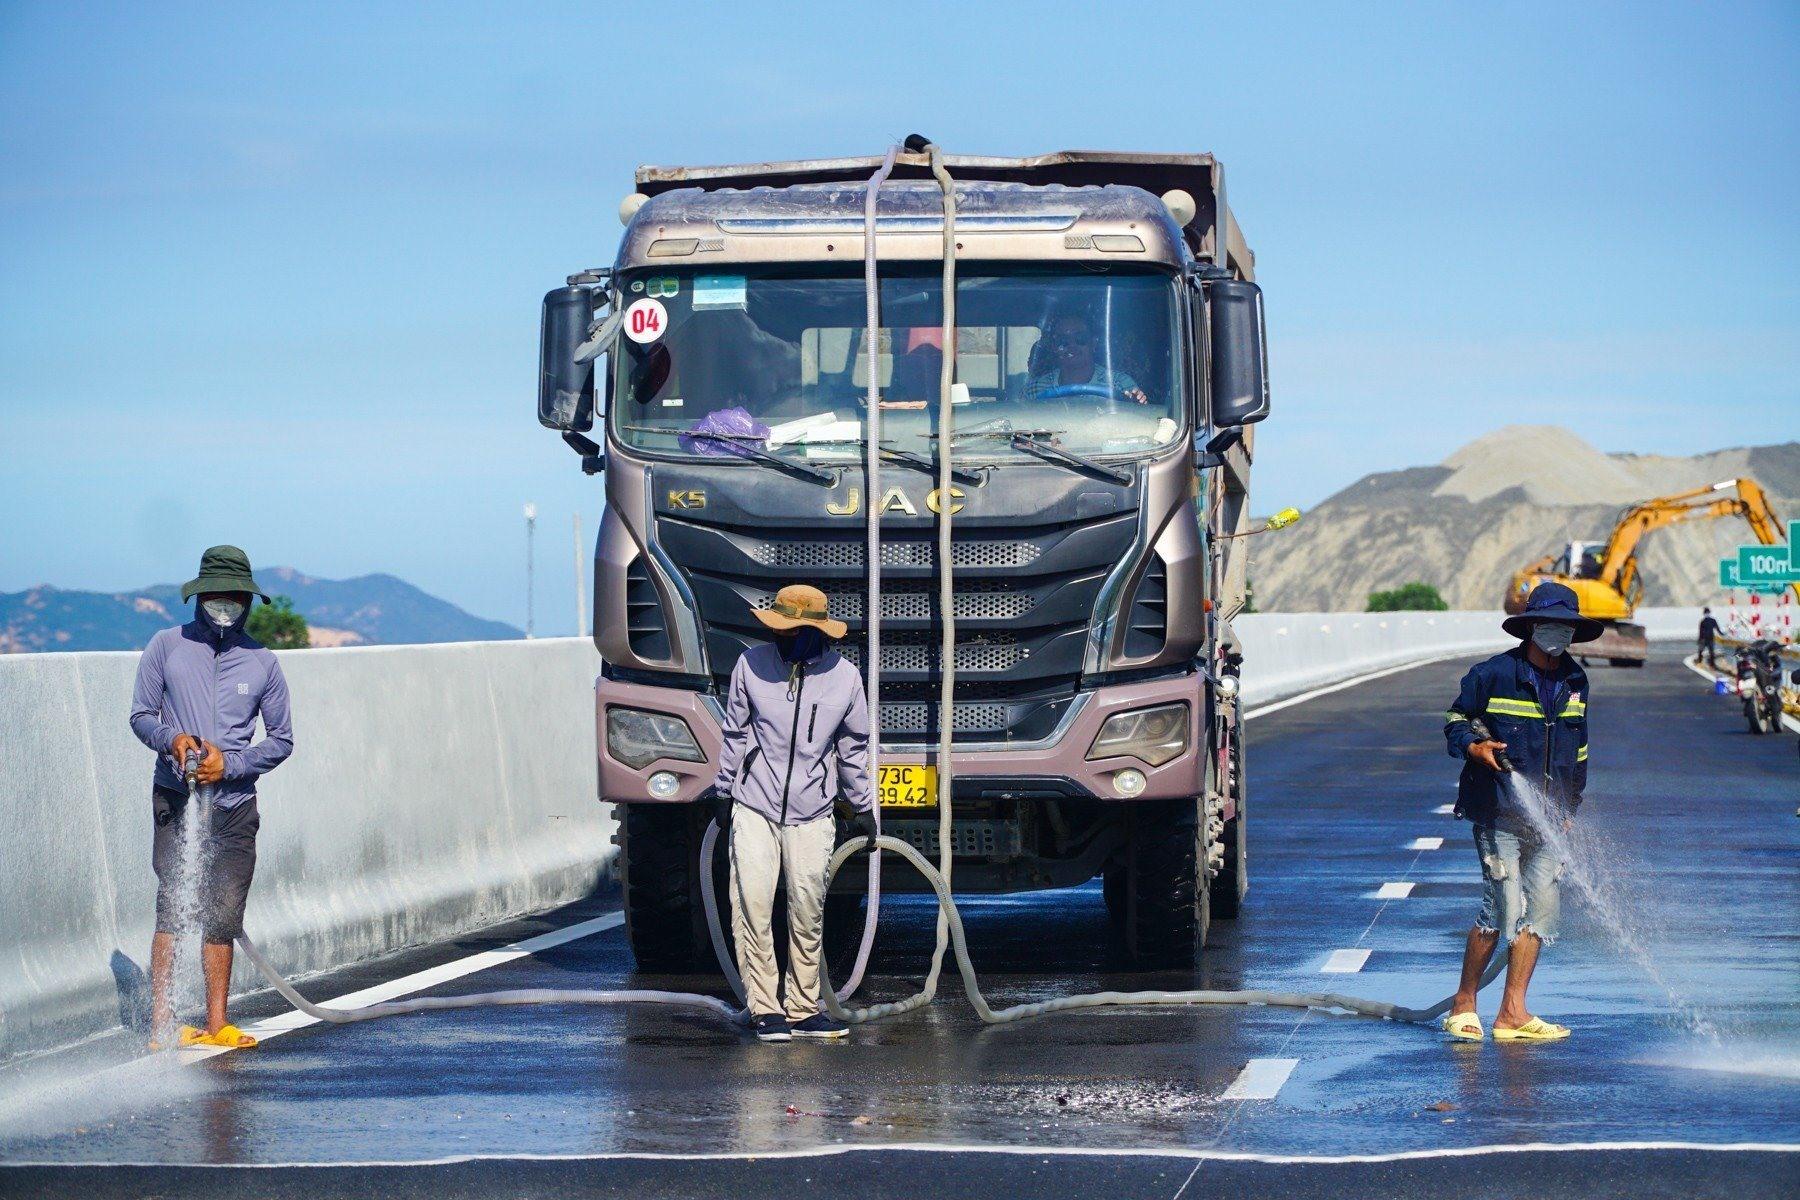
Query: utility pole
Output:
[[573, 512, 587, 639], [523, 502, 537, 638]]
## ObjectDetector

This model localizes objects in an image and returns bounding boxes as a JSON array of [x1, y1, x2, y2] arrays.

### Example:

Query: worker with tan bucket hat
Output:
[[709, 584, 876, 1042]]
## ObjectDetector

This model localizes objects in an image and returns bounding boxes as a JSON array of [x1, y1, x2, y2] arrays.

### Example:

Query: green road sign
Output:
[[1720, 523, 1798, 590], [1736, 544, 1796, 585]]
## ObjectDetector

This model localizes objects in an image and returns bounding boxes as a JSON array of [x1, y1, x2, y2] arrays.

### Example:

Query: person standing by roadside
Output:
[[1440, 581, 1599, 1043], [1696, 606, 1721, 668], [129, 546, 293, 1049], [709, 584, 876, 1043]]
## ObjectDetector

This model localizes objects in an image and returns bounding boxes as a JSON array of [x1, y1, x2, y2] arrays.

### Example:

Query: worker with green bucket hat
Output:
[[129, 545, 294, 1050]]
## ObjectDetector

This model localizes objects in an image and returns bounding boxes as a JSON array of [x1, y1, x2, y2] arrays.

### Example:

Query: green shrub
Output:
[[1366, 582, 1448, 612], [247, 595, 310, 649]]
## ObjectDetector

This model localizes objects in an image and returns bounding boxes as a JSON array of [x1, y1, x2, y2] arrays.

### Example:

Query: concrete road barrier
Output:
[[0, 638, 609, 1063], [1233, 607, 1703, 707]]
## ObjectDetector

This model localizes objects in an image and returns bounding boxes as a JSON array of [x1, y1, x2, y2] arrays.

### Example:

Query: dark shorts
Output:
[[152, 787, 259, 943]]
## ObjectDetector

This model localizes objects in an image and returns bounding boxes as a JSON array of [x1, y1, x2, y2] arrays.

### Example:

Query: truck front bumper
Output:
[[597, 673, 1207, 805]]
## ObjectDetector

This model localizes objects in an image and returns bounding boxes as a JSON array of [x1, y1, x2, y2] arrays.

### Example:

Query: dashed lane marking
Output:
[[1408, 837, 1445, 850], [1372, 882, 1415, 899], [1220, 1057, 1299, 1101], [1321, 949, 1371, 973]]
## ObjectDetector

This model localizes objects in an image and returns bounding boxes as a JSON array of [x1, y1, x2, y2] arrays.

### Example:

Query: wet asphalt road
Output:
[[1, 646, 1795, 1198]]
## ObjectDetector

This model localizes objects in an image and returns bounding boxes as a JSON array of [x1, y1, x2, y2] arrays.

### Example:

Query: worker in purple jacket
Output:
[[709, 584, 875, 1043], [129, 546, 293, 1050]]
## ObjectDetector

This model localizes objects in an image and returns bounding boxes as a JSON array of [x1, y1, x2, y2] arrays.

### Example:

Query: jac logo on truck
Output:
[[666, 489, 706, 510], [825, 487, 964, 517]]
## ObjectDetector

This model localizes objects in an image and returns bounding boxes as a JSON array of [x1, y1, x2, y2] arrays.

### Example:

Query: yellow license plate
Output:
[[878, 764, 938, 809]]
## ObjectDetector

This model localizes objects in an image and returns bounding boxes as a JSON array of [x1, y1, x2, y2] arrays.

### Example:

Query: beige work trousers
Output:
[[729, 807, 836, 1022]]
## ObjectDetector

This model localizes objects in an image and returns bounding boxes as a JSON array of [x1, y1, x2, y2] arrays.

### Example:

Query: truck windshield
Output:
[[610, 267, 1183, 463]]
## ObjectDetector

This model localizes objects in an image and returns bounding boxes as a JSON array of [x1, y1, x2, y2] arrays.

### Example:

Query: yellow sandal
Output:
[[1443, 1011, 1484, 1041], [1493, 1016, 1569, 1042]]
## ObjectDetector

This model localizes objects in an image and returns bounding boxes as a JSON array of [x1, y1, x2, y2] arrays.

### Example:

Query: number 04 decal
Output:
[[624, 297, 667, 344]]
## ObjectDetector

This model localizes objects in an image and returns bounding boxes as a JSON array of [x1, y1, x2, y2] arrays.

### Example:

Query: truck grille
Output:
[[876, 701, 1010, 734], [838, 634, 1024, 674], [749, 539, 1041, 569], [652, 502, 1140, 743], [884, 818, 1024, 858], [751, 581, 1033, 621]]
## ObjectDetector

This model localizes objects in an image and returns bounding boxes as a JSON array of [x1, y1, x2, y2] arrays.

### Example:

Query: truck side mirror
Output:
[[1206, 279, 1270, 427], [538, 286, 596, 431]]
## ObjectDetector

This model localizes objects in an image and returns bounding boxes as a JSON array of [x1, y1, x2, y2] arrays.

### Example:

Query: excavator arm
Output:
[[1598, 479, 1797, 605]]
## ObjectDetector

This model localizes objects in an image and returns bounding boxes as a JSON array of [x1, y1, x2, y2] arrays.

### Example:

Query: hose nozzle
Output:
[[182, 749, 202, 788], [1466, 718, 1514, 773]]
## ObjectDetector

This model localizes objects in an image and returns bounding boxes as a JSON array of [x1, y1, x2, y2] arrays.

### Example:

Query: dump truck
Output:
[[537, 148, 1272, 969], [1505, 478, 1795, 665]]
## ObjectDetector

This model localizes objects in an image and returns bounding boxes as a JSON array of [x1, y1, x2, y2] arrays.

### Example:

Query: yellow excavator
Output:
[[1504, 478, 1795, 665]]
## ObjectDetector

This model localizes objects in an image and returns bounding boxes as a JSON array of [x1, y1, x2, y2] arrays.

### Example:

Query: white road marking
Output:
[[14, 1141, 1794, 1170], [1221, 1057, 1299, 1100], [1434, 803, 1456, 814], [105, 911, 628, 1070], [1240, 650, 1480, 721], [1408, 837, 1444, 850], [1321, 949, 1371, 973], [1684, 656, 1800, 734], [1372, 882, 1415, 899]]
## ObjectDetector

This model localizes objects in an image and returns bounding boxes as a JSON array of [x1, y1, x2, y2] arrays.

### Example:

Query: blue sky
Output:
[[2, 2, 1795, 633]]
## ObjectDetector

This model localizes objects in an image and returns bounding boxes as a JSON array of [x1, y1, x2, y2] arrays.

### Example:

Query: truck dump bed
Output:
[[635, 150, 1254, 281]]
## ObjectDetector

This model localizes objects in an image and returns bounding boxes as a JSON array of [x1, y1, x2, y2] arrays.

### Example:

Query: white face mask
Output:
[[202, 597, 246, 630], [1530, 622, 1575, 657]]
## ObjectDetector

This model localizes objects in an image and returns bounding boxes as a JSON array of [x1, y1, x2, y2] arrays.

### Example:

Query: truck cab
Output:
[[539, 150, 1269, 970]]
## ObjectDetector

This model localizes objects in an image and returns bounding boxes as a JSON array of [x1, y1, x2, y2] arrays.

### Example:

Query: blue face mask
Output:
[[778, 626, 826, 662]]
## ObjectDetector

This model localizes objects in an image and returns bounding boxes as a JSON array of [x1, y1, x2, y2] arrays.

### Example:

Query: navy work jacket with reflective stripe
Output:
[[1443, 645, 1589, 825]]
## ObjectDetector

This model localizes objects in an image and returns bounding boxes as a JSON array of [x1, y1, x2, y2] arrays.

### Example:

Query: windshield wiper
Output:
[[783, 436, 984, 486], [622, 426, 836, 486], [944, 427, 1133, 485]]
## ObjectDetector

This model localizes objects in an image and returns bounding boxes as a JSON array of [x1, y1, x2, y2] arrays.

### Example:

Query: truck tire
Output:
[[1124, 796, 1208, 969], [1103, 865, 1126, 929], [1210, 735, 1248, 920], [617, 802, 721, 972]]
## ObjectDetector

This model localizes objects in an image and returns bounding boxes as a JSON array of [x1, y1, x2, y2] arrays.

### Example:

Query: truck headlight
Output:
[[1086, 702, 1189, 767], [606, 707, 705, 769]]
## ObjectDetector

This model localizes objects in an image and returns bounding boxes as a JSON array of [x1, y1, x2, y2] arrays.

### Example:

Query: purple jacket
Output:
[[713, 642, 871, 825], [129, 619, 294, 808]]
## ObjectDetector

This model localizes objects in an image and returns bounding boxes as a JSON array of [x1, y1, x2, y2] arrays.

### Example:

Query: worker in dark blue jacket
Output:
[[1440, 581, 1598, 1044]]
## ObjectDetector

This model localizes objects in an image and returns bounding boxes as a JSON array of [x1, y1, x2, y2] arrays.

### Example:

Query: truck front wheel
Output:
[[616, 802, 721, 972], [1122, 796, 1209, 969], [1210, 735, 1248, 920]]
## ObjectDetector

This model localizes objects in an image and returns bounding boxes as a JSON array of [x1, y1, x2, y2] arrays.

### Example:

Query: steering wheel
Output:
[[1034, 384, 1116, 401]]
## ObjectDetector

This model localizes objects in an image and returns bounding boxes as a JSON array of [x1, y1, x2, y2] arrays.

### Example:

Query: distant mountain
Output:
[[0, 568, 523, 653], [1251, 427, 1800, 612]]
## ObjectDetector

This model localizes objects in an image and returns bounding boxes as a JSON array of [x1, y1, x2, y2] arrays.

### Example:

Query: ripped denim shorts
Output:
[[1473, 823, 1565, 945]]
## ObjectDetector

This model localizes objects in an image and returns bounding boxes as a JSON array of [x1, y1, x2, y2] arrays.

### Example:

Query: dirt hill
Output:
[[1251, 427, 1800, 612]]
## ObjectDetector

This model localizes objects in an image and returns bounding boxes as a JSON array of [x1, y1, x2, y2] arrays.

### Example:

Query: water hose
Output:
[[229, 139, 1499, 1038], [837, 141, 903, 1000]]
